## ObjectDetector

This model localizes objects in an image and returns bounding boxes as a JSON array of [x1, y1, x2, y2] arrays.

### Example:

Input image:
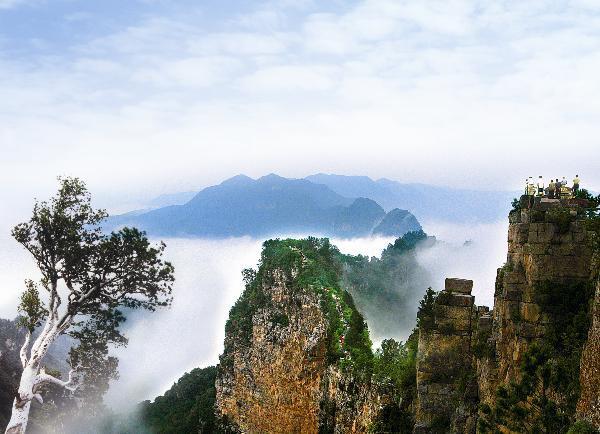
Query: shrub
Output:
[[546, 207, 575, 233], [566, 420, 599, 434], [480, 279, 595, 432], [417, 288, 437, 331]]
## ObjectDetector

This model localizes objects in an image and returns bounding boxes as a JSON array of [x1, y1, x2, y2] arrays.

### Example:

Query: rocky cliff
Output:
[[209, 195, 599, 433], [414, 279, 480, 433], [414, 195, 599, 433], [215, 238, 379, 433]]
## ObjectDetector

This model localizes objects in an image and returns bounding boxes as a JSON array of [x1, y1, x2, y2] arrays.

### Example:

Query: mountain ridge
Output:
[[133, 173, 518, 225], [306, 173, 517, 222], [109, 174, 421, 238]]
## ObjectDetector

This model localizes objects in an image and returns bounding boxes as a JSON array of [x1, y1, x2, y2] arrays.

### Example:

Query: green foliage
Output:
[[511, 198, 521, 212], [222, 237, 374, 375], [416, 288, 436, 331], [531, 209, 546, 223], [431, 415, 452, 433], [12, 176, 175, 327], [370, 333, 418, 433], [546, 207, 575, 234], [574, 188, 600, 209], [472, 327, 495, 359], [340, 231, 432, 337], [16, 280, 47, 333], [566, 420, 599, 434], [139, 366, 218, 434], [340, 291, 374, 375]]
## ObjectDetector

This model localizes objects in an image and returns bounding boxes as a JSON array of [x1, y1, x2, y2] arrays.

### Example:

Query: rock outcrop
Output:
[[414, 196, 599, 432], [577, 279, 600, 426], [414, 278, 479, 433], [215, 238, 379, 433], [211, 196, 599, 433], [492, 196, 593, 386]]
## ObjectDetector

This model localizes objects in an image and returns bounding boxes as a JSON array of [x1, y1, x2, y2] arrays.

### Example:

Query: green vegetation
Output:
[[370, 333, 418, 433], [511, 197, 521, 212], [574, 188, 600, 209], [340, 231, 432, 337], [472, 326, 495, 359], [566, 420, 599, 434], [223, 237, 374, 375], [545, 207, 575, 233], [416, 287, 437, 331], [138, 366, 218, 434]]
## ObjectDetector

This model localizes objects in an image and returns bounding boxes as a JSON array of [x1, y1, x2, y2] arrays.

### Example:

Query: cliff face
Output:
[[211, 196, 598, 433], [577, 278, 600, 426], [215, 273, 329, 433], [493, 196, 593, 385], [215, 239, 378, 434], [414, 279, 479, 433], [414, 196, 598, 432]]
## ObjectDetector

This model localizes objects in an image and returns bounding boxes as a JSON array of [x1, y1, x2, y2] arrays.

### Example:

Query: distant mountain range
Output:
[[305, 174, 516, 223], [109, 174, 421, 238]]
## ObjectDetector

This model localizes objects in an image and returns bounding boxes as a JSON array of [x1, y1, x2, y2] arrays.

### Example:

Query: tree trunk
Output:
[[4, 399, 31, 434], [5, 364, 38, 434], [5, 317, 64, 433]]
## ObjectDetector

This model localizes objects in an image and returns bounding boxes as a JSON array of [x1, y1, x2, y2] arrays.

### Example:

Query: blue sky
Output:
[[1, 0, 599, 220]]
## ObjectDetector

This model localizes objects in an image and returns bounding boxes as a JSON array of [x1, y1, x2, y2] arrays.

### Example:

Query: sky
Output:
[[0, 0, 599, 225]]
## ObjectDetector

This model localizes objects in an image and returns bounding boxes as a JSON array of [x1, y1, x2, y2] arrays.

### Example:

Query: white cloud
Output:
[[239, 64, 339, 92], [418, 220, 509, 308], [105, 237, 264, 409]]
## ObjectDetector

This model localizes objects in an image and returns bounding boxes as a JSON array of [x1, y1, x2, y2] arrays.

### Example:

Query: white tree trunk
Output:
[[5, 399, 31, 434], [4, 320, 73, 434], [4, 364, 37, 434]]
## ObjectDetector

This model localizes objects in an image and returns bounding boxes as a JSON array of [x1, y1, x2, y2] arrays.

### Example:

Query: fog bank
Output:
[[0, 222, 508, 411], [419, 220, 509, 308], [105, 237, 263, 409]]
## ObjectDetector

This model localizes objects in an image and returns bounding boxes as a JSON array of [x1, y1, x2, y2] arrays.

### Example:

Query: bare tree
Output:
[[4, 178, 174, 434]]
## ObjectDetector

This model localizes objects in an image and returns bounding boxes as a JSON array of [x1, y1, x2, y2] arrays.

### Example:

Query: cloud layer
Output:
[[101, 223, 505, 409]]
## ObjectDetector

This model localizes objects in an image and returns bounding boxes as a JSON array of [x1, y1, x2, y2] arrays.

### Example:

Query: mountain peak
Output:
[[257, 173, 287, 183], [220, 174, 254, 186]]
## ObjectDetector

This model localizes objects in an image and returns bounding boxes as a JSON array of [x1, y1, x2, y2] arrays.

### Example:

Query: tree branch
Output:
[[34, 367, 77, 392], [19, 331, 31, 368]]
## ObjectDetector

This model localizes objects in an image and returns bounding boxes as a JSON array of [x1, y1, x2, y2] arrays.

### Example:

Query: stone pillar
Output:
[[414, 278, 476, 433]]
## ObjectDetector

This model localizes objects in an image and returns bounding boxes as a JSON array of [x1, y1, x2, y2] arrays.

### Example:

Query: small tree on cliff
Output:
[[4, 177, 175, 434]]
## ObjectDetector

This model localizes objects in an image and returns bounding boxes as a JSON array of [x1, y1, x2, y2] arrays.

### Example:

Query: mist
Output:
[[104, 237, 263, 409], [418, 220, 509, 309], [0, 220, 508, 415], [103, 222, 507, 410], [104, 234, 398, 410]]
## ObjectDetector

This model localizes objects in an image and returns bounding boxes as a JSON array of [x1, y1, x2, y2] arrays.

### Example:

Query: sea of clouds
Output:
[[104, 221, 507, 409], [0, 221, 508, 411]]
